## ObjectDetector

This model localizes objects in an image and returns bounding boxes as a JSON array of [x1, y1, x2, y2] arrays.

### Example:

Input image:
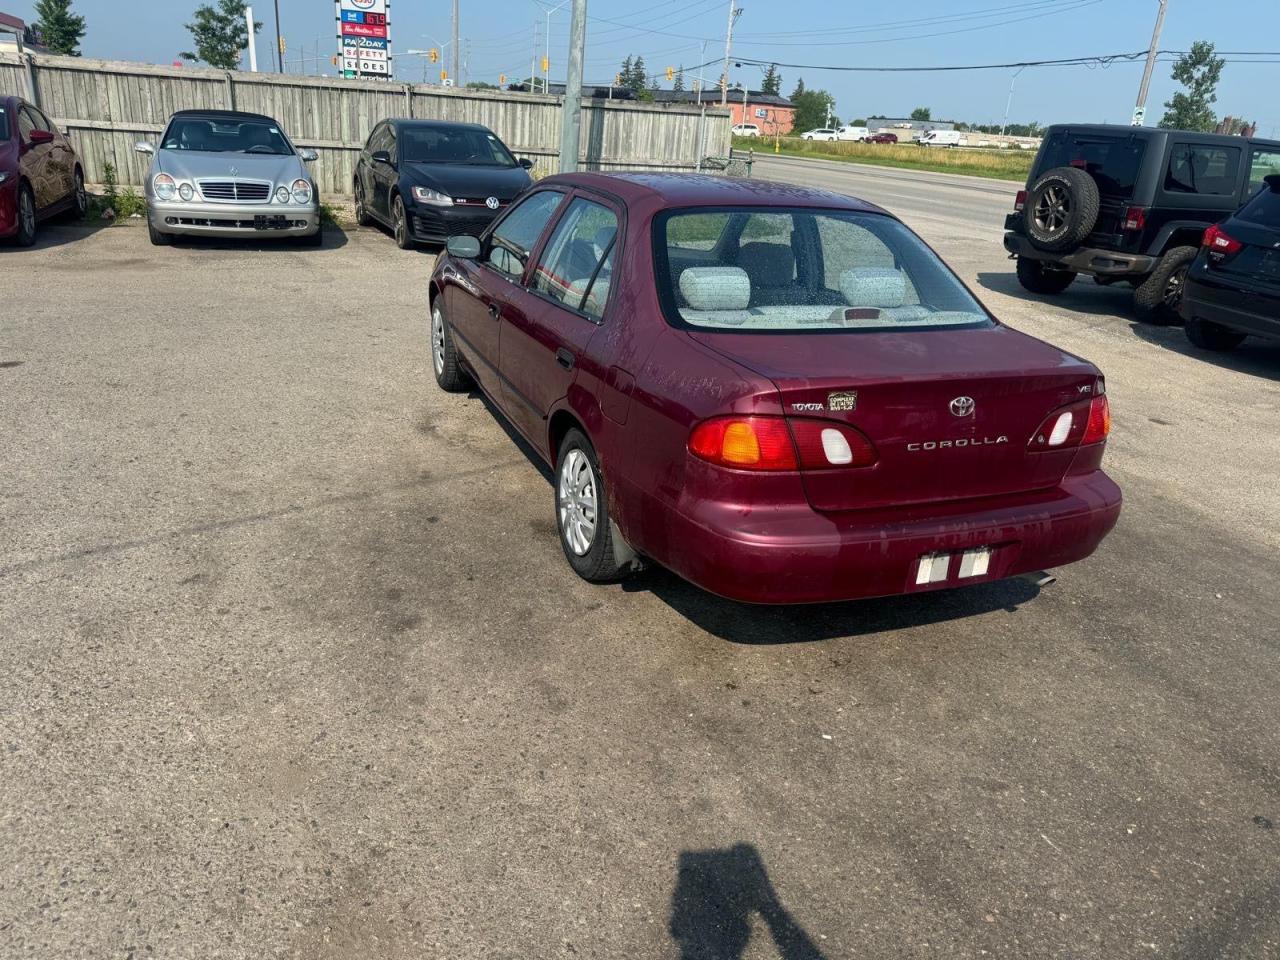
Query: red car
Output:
[[865, 133, 899, 144], [1, 95, 86, 246], [428, 174, 1121, 604]]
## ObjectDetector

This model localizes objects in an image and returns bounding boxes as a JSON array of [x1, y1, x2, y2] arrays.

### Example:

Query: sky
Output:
[[6, 0, 1279, 134]]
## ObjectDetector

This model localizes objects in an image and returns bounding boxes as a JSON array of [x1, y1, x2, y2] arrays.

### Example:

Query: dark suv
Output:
[[1003, 124, 1280, 322]]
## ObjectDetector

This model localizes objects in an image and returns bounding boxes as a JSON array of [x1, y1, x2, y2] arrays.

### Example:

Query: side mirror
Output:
[[134, 141, 156, 155], [446, 235, 481, 259], [371, 150, 393, 166], [518, 157, 534, 170], [298, 147, 319, 162], [28, 129, 55, 146]]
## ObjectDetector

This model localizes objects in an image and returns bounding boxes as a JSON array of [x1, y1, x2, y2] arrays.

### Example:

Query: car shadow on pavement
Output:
[[630, 567, 1040, 644], [1127, 321, 1280, 381], [974, 270, 1137, 322], [0, 220, 112, 252], [670, 844, 828, 960]]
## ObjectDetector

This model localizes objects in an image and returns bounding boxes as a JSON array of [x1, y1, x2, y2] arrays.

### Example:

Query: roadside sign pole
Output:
[[245, 6, 258, 72], [1133, 0, 1167, 126], [273, 0, 283, 72], [558, 0, 587, 172]]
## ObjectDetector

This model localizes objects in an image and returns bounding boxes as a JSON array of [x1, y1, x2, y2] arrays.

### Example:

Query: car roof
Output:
[[1046, 122, 1280, 151], [169, 109, 278, 125], [388, 118, 493, 132], [537, 171, 889, 215]]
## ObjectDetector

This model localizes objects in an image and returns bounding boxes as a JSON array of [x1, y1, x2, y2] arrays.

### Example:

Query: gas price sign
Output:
[[336, 0, 392, 80]]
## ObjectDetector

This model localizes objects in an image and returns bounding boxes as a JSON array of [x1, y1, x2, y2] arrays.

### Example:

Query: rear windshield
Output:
[[162, 118, 292, 155], [1239, 182, 1280, 226], [655, 207, 990, 333], [1037, 131, 1146, 199]]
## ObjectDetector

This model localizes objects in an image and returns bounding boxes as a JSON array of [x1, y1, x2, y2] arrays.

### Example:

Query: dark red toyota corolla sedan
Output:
[[1, 95, 86, 246], [427, 173, 1121, 604]]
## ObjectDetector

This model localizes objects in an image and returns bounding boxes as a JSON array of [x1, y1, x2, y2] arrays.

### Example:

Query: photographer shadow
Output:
[[670, 844, 828, 960]]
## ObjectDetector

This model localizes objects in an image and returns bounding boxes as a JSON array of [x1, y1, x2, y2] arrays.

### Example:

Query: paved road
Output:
[[1, 173, 1278, 960]]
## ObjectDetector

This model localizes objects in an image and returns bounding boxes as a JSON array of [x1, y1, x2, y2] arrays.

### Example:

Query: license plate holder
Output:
[[254, 215, 290, 231]]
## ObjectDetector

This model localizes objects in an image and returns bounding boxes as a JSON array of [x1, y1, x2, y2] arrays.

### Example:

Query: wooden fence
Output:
[[0, 53, 732, 195]]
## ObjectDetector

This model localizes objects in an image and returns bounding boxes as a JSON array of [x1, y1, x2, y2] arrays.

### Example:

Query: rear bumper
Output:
[[1180, 274, 1280, 339], [1004, 231, 1156, 277], [149, 199, 319, 239], [659, 471, 1122, 605]]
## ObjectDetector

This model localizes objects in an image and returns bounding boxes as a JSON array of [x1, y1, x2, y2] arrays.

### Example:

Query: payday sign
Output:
[[335, 0, 392, 80]]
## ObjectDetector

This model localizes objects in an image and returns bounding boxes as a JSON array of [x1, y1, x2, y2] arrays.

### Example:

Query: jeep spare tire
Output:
[[1024, 166, 1100, 252]]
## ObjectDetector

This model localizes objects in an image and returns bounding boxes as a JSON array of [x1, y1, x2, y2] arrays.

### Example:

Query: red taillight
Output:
[[1203, 222, 1242, 255], [1013, 189, 1027, 212], [688, 416, 878, 471], [689, 416, 797, 470], [1122, 206, 1147, 231], [1082, 395, 1111, 445]]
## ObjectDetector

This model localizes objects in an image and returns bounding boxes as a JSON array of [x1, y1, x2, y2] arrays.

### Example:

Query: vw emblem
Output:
[[949, 396, 975, 417], [485, 196, 500, 210]]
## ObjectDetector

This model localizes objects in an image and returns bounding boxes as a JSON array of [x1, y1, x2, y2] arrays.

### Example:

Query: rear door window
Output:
[[1163, 143, 1241, 196], [485, 189, 565, 279], [17, 107, 37, 143], [532, 197, 618, 319], [1037, 131, 1146, 199]]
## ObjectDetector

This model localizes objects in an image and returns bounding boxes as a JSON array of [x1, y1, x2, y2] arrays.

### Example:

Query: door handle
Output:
[[487, 303, 501, 319], [556, 348, 575, 370]]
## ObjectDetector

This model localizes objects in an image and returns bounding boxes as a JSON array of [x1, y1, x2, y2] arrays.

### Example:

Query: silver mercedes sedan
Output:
[[136, 109, 322, 246]]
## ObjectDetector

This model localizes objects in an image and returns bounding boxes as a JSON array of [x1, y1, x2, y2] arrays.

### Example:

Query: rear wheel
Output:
[[354, 181, 372, 226], [1133, 246, 1197, 325], [1185, 317, 1246, 352], [392, 194, 413, 249], [555, 429, 630, 583], [1016, 256, 1077, 294], [15, 184, 36, 246], [70, 168, 87, 220]]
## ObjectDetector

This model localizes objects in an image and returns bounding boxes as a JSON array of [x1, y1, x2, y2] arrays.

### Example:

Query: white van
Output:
[[836, 126, 869, 142], [919, 130, 966, 148]]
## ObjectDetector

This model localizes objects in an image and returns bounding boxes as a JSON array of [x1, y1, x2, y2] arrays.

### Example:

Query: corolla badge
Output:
[[950, 396, 975, 417], [485, 196, 500, 210]]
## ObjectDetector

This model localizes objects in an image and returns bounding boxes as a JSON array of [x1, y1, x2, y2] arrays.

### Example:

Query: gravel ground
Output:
[[1, 176, 1277, 960]]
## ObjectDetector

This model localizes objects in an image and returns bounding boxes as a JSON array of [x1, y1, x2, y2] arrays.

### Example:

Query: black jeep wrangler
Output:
[[1004, 124, 1280, 322]]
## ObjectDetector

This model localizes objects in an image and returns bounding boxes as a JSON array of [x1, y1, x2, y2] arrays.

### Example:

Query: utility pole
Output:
[[558, 0, 587, 171], [1133, 0, 1167, 126], [719, 0, 740, 107], [245, 6, 258, 72], [452, 0, 461, 90], [272, 0, 282, 72], [1001, 65, 1026, 137], [530, 21, 538, 93]]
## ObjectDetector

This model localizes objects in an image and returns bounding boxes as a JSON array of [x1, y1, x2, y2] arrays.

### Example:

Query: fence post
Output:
[[224, 72, 236, 110], [21, 53, 39, 108], [404, 83, 413, 119]]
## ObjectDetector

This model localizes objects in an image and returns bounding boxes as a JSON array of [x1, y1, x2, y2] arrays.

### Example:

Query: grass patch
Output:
[[734, 136, 1035, 182]]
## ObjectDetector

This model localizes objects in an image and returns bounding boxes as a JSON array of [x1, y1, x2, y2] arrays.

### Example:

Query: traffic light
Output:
[[666, 66, 674, 81], [440, 69, 448, 81], [278, 37, 286, 55], [428, 48, 439, 63], [331, 55, 338, 67], [614, 73, 621, 86], [499, 74, 506, 84], [541, 56, 549, 72]]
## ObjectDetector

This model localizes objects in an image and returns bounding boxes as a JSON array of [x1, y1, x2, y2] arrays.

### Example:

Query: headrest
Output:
[[679, 267, 751, 311], [593, 225, 616, 255], [840, 267, 908, 308], [737, 242, 795, 284]]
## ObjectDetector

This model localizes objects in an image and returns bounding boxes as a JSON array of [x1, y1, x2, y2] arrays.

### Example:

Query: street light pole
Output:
[[1133, 0, 1168, 125], [719, 0, 740, 107], [273, 0, 282, 72], [452, 0, 461, 87], [1001, 65, 1026, 137], [245, 6, 258, 72]]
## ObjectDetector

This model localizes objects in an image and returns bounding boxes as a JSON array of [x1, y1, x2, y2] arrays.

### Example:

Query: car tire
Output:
[[1016, 256, 1077, 294], [303, 219, 324, 247], [1184, 317, 1246, 352], [148, 219, 172, 246], [15, 184, 37, 247], [70, 168, 87, 220], [1133, 246, 1197, 325], [430, 299, 470, 392], [555, 429, 631, 584], [354, 181, 372, 226], [1024, 166, 1100, 252], [392, 194, 413, 250]]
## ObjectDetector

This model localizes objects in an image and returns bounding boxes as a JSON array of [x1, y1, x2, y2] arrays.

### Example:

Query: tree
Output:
[[851, 118, 866, 125], [619, 55, 633, 88], [630, 55, 648, 92], [790, 77, 806, 100], [672, 65, 685, 93], [466, 81, 499, 90], [1159, 40, 1224, 132], [32, 0, 86, 56], [910, 106, 931, 121], [792, 88, 836, 133], [182, 0, 260, 69], [761, 63, 781, 96]]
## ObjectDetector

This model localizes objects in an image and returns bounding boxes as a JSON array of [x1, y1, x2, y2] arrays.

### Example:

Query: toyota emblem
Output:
[[949, 396, 975, 417], [485, 196, 500, 210]]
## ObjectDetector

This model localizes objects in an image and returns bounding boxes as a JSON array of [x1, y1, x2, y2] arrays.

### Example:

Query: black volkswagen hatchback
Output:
[[354, 120, 534, 248], [1180, 174, 1280, 351]]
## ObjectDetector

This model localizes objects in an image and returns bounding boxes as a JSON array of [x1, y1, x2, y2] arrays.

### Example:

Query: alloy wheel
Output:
[[1034, 184, 1069, 234], [1164, 264, 1188, 309], [431, 306, 446, 376], [19, 190, 35, 239], [558, 449, 598, 556], [354, 184, 365, 222], [74, 172, 86, 216], [394, 199, 407, 245]]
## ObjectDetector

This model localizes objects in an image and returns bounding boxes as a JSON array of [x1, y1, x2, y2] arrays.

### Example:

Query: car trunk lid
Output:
[[689, 325, 1101, 513]]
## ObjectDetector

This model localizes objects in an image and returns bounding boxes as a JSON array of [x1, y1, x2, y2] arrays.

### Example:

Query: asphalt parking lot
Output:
[[2, 166, 1278, 959]]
